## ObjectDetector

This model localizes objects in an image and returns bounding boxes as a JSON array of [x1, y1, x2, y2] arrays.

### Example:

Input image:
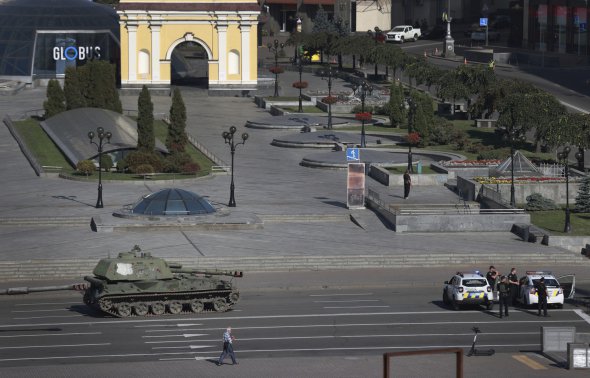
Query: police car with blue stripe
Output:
[[443, 271, 494, 311]]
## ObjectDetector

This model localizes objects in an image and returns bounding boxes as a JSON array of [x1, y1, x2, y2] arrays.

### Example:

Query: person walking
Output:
[[217, 327, 238, 366], [535, 277, 549, 317], [497, 276, 510, 318], [507, 268, 519, 306], [403, 170, 412, 199]]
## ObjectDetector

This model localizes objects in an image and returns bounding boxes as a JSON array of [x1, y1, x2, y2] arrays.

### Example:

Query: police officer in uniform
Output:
[[507, 268, 519, 306], [535, 277, 549, 317], [497, 276, 510, 318]]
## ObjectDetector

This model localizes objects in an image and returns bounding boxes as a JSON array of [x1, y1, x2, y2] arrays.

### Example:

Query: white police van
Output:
[[443, 271, 494, 311]]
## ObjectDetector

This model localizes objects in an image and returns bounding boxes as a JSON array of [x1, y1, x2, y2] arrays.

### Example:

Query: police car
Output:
[[443, 271, 494, 310], [517, 271, 575, 309]]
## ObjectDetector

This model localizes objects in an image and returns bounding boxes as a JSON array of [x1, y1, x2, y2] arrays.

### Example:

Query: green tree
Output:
[[312, 6, 337, 34], [64, 66, 87, 110], [78, 60, 122, 113], [76, 160, 95, 176], [167, 88, 189, 153], [574, 177, 590, 213], [43, 79, 66, 118], [436, 70, 470, 116], [99, 154, 113, 172], [383, 80, 406, 128], [137, 85, 155, 152], [410, 90, 435, 145]]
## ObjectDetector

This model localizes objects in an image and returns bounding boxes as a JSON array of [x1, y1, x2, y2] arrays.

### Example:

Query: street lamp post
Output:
[[503, 128, 525, 209], [222, 126, 249, 207], [296, 57, 304, 112], [267, 39, 284, 97], [87, 127, 112, 209], [357, 81, 372, 148], [321, 64, 334, 129], [443, 0, 455, 57], [558, 146, 572, 233], [406, 96, 416, 173]]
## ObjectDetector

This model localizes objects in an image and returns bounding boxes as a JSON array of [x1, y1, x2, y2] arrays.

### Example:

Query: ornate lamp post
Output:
[[406, 96, 416, 173], [355, 81, 372, 148], [557, 146, 572, 233], [222, 126, 249, 207], [88, 127, 112, 209], [321, 64, 335, 129], [267, 39, 284, 97], [442, 0, 455, 57], [503, 128, 526, 208], [295, 57, 305, 112]]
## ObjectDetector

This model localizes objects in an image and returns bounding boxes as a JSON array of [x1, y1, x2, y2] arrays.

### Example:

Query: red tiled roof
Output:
[[117, 3, 260, 12]]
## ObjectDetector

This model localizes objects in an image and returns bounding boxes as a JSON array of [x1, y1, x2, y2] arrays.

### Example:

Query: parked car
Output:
[[517, 271, 575, 309], [443, 271, 494, 311], [386, 25, 421, 43], [471, 27, 501, 42]]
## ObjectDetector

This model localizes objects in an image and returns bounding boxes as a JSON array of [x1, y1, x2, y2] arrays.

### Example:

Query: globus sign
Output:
[[53, 46, 101, 61]]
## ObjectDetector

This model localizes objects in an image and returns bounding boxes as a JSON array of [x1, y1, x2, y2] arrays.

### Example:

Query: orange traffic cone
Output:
[[464, 57, 468, 64]]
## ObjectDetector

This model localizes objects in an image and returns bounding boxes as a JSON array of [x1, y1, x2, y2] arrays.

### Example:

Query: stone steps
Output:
[[1, 253, 588, 281]]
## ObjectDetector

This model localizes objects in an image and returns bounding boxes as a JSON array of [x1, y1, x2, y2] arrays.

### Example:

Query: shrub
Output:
[[406, 132, 421, 145], [135, 164, 154, 175], [351, 105, 375, 114], [321, 96, 338, 105], [76, 160, 95, 176], [99, 154, 113, 172], [429, 117, 454, 145], [121, 151, 163, 173], [163, 152, 192, 173], [477, 149, 504, 160], [292, 81, 308, 89], [453, 130, 469, 150], [574, 176, 590, 213], [181, 162, 201, 174], [525, 193, 560, 211]]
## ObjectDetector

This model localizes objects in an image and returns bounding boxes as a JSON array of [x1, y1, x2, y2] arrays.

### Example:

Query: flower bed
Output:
[[473, 176, 566, 184], [355, 112, 372, 121], [440, 159, 501, 167]]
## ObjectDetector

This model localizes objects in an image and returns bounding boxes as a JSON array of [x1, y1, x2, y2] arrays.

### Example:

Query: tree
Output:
[[410, 90, 435, 145], [137, 85, 155, 152], [99, 154, 113, 172], [312, 6, 337, 34], [43, 79, 66, 118], [167, 88, 189, 153], [383, 80, 406, 128], [436, 70, 470, 116], [64, 66, 87, 110], [76, 160, 95, 176], [574, 177, 590, 213], [78, 60, 122, 113]]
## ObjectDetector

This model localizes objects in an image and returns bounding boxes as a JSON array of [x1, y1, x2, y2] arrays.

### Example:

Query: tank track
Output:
[[89, 289, 239, 318]]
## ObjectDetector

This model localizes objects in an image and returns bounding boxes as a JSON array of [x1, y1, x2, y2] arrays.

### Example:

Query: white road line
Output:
[[0, 343, 110, 350], [574, 309, 590, 325], [309, 293, 373, 297], [136, 323, 203, 328], [0, 309, 581, 328], [0, 332, 101, 338], [313, 300, 380, 303], [143, 333, 208, 339], [14, 302, 80, 307], [12, 309, 71, 313], [323, 306, 390, 309], [0, 344, 541, 363], [13, 315, 86, 320], [146, 332, 538, 345]]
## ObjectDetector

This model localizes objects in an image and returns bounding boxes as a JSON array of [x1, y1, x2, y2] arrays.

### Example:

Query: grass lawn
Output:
[[387, 165, 437, 174], [13, 118, 215, 180], [265, 96, 300, 101], [529, 210, 590, 236], [280, 106, 324, 113]]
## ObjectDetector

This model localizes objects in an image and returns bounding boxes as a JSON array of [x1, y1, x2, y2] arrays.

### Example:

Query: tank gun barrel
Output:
[[170, 267, 243, 278], [0, 283, 88, 295]]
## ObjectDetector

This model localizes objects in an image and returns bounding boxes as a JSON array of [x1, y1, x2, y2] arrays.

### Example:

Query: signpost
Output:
[[346, 148, 364, 209], [480, 18, 489, 46]]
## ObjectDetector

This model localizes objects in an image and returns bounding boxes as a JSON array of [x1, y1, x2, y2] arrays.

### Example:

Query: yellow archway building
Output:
[[117, 0, 259, 93]]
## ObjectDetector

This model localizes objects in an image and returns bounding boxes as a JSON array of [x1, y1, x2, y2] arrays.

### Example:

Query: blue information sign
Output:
[[480, 18, 488, 27], [580, 22, 587, 32], [346, 148, 360, 161]]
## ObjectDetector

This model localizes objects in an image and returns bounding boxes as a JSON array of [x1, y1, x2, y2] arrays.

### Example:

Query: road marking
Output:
[[0, 332, 101, 338], [0, 343, 110, 350], [574, 309, 590, 325], [323, 306, 390, 309], [12, 309, 72, 313], [0, 310, 582, 328], [14, 302, 80, 307], [12, 315, 86, 320], [143, 333, 208, 338], [513, 354, 547, 370], [145, 332, 539, 345], [313, 300, 380, 303], [309, 293, 373, 297]]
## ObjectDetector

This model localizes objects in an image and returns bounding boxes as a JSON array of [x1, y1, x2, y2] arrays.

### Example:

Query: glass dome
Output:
[[131, 189, 217, 216], [0, 0, 119, 78]]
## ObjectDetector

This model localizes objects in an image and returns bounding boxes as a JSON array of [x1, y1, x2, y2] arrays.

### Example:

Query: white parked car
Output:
[[443, 271, 494, 311], [386, 25, 421, 43], [518, 271, 575, 309]]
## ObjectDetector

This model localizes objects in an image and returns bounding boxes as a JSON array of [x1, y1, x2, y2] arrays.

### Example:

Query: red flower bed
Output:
[[269, 66, 284, 74], [292, 81, 308, 89], [321, 96, 338, 105], [406, 132, 421, 145], [355, 112, 372, 121]]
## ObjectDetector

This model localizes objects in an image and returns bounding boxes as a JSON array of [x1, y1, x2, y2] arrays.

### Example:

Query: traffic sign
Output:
[[346, 148, 360, 162], [480, 18, 488, 27], [580, 22, 587, 32]]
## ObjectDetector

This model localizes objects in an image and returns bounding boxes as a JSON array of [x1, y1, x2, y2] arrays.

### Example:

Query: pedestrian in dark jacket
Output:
[[507, 268, 519, 305], [536, 277, 549, 317], [497, 276, 510, 318], [403, 170, 412, 199]]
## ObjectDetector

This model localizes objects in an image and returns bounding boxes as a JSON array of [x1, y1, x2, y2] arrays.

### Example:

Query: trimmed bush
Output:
[[135, 164, 154, 175], [121, 151, 163, 173], [76, 160, 95, 176], [525, 193, 560, 211], [477, 149, 504, 160], [43, 79, 66, 118], [163, 152, 192, 173], [181, 162, 201, 174], [99, 154, 113, 172]]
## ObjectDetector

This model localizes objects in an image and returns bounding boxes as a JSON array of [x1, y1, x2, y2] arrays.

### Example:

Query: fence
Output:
[[539, 162, 564, 177]]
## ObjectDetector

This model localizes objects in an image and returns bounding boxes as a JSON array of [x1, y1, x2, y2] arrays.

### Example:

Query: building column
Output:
[[240, 23, 251, 82], [217, 21, 228, 82], [150, 22, 162, 82], [127, 23, 138, 82]]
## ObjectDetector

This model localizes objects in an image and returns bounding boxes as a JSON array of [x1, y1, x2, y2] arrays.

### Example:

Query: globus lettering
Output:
[[53, 46, 101, 61]]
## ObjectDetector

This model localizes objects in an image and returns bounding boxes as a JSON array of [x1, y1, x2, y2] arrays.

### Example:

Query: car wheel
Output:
[[413, 34, 418, 42], [452, 300, 460, 311], [486, 301, 494, 311], [400, 36, 404, 44]]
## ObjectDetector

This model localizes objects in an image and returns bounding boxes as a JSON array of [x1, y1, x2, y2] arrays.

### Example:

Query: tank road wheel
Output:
[[229, 292, 240, 304], [117, 302, 132, 317], [213, 298, 228, 312], [189, 300, 205, 313], [83, 292, 92, 306], [99, 298, 113, 313], [151, 301, 166, 315], [168, 301, 183, 315], [134, 302, 149, 316]]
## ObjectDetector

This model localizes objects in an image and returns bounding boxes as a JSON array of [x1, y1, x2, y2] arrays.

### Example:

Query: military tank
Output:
[[0, 246, 243, 318]]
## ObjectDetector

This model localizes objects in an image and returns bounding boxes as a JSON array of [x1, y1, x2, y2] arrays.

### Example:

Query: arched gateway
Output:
[[117, 0, 259, 94]]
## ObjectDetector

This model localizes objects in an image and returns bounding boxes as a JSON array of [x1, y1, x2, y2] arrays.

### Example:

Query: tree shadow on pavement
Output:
[[52, 195, 94, 208]]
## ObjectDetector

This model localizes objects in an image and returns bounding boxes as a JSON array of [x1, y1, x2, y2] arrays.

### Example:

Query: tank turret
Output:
[[0, 246, 243, 318]]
